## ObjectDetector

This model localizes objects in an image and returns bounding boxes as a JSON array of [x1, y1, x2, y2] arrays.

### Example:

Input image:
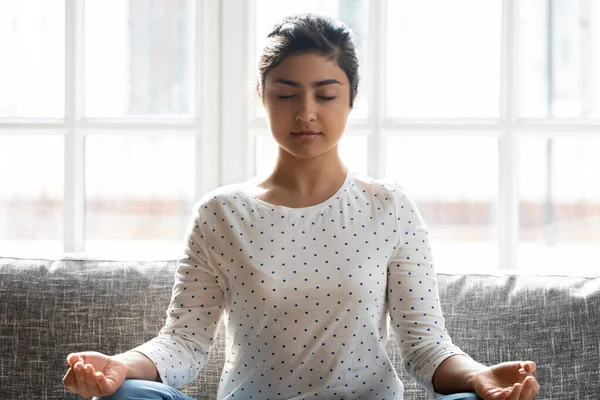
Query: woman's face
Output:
[[262, 52, 353, 160]]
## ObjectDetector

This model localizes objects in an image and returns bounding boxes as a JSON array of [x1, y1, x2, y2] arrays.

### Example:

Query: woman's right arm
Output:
[[130, 204, 226, 388], [64, 202, 224, 397]]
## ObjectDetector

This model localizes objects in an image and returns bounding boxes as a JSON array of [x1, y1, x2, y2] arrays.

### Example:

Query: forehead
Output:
[[265, 52, 348, 86]]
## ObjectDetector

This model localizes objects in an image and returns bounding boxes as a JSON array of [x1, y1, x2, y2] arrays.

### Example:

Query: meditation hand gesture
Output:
[[63, 351, 128, 398], [472, 361, 540, 399]]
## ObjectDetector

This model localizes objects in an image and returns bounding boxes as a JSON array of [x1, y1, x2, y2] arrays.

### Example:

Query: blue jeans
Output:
[[92, 379, 197, 400], [93, 379, 481, 399], [438, 394, 481, 400]]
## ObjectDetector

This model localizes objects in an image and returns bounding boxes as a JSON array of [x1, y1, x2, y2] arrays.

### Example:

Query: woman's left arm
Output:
[[385, 182, 540, 400]]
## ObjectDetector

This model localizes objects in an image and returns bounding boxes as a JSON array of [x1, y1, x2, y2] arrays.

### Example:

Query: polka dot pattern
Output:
[[133, 170, 471, 399]]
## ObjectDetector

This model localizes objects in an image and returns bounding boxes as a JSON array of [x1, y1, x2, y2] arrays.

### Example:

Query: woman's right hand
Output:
[[63, 351, 128, 398]]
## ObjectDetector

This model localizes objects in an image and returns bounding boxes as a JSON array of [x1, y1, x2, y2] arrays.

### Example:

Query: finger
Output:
[[84, 363, 100, 390], [62, 368, 76, 390], [531, 380, 541, 398], [84, 364, 104, 398], [62, 368, 76, 387], [95, 371, 113, 395], [507, 382, 523, 400], [488, 387, 509, 400], [77, 382, 91, 400], [74, 362, 90, 394], [519, 377, 535, 399], [494, 387, 512, 400]]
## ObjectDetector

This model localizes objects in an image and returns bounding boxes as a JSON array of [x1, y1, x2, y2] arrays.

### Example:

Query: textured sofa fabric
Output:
[[0, 256, 598, 400]]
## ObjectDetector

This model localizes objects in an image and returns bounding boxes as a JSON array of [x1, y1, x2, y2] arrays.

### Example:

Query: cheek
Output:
[[264, 103, 292, 133], [264, 98, 293, 120], [323, 105, 350, 127], [267, 101, 290, 114]]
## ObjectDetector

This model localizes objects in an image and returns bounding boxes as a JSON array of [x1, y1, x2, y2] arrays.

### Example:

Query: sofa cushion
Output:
[[0, 257, 598, 399]]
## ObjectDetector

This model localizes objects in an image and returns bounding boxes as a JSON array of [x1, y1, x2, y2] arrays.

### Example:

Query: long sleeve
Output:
[[132, 203, 226, 388], [385, 182, 472, 398]]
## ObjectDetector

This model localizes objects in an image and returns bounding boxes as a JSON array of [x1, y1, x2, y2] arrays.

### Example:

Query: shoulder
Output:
[[351, 172, 422, 217], [350, 171, 407, 200], [192, 181, 248, 214]]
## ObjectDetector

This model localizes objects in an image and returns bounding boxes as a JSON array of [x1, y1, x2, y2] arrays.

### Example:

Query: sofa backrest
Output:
[[0, 257, 598, 399]]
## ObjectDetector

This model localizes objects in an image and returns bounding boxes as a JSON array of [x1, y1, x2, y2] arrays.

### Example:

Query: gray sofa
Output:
[[0, 256, 598, 399]]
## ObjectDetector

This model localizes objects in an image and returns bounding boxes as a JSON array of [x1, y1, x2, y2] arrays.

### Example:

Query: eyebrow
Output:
[[273, 79, 342, 88]]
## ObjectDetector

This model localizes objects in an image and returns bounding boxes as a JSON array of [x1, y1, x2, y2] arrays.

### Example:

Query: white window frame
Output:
[[0, 0, 220, 253], [1, 0, 599, 267]]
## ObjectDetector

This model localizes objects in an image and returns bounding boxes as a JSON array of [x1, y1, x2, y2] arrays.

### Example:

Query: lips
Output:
[[291, 131, 321, 141], [292, 130, 319, 135]]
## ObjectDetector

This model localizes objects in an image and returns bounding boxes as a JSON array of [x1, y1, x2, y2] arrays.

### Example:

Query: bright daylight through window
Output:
[[0, 0, 598, 275]]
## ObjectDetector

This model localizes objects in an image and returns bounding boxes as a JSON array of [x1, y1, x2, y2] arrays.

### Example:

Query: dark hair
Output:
[[258, 13, 360, 108]]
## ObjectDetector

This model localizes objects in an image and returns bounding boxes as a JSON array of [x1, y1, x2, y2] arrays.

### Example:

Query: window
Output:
[[0, 135, 64, 254], [1, 0, 599, 275], [516, 0, 600, 274], [0, 1, 65, 118], [519, 0, 600, 119], [0, 0, 214, 259], [84, 0, 194, 117], [386, 0, 502, 119]]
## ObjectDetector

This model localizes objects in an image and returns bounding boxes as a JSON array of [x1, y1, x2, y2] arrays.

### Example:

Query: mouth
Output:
[[291, 131, 321, 141], [291, 130, 321, 135]]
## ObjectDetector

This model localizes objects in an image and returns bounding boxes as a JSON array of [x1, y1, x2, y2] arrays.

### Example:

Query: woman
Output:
[[63, 13, 540, 400]]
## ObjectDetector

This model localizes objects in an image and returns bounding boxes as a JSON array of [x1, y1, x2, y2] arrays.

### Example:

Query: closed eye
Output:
[[276, 95, 336, 101]]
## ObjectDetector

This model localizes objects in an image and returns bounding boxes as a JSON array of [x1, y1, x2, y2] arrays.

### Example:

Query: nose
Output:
[[295, 96, 317, 122]]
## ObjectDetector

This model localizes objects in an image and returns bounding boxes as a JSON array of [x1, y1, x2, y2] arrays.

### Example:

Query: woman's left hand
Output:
[[472, 360, 540, 399]]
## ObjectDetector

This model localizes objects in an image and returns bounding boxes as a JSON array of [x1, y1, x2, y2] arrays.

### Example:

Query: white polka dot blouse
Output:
[[132, 169, 472, 400]]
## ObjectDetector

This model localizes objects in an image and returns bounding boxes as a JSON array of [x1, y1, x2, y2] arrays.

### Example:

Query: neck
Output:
[[264, 150, 348, 197]]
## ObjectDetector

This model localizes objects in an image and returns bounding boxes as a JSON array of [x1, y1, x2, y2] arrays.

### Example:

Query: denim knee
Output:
[[92, 379, 167, 400], [438, 393, 481, 400]]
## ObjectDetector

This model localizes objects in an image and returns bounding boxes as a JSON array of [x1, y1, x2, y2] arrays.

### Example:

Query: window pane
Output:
[[386, 136, 499, 273], [254, 134, 368, 178], [386, 0, 501, 119], [519, 0, 600, 119], [0, 0, 65, 118], [0, 136, 63, 255], [84, 0, 194, 118], [85, 136, 195, 257], [518, 137, 600, 275], [253, 0, 368, 120]]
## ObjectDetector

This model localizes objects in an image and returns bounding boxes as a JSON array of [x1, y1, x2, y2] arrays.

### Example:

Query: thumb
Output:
[[515, 361, 535, 377], [515, 361, 526, 372], [66, 353, 82, 367], [522, 361, 536, 373], [494, 361, 528, 376]]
